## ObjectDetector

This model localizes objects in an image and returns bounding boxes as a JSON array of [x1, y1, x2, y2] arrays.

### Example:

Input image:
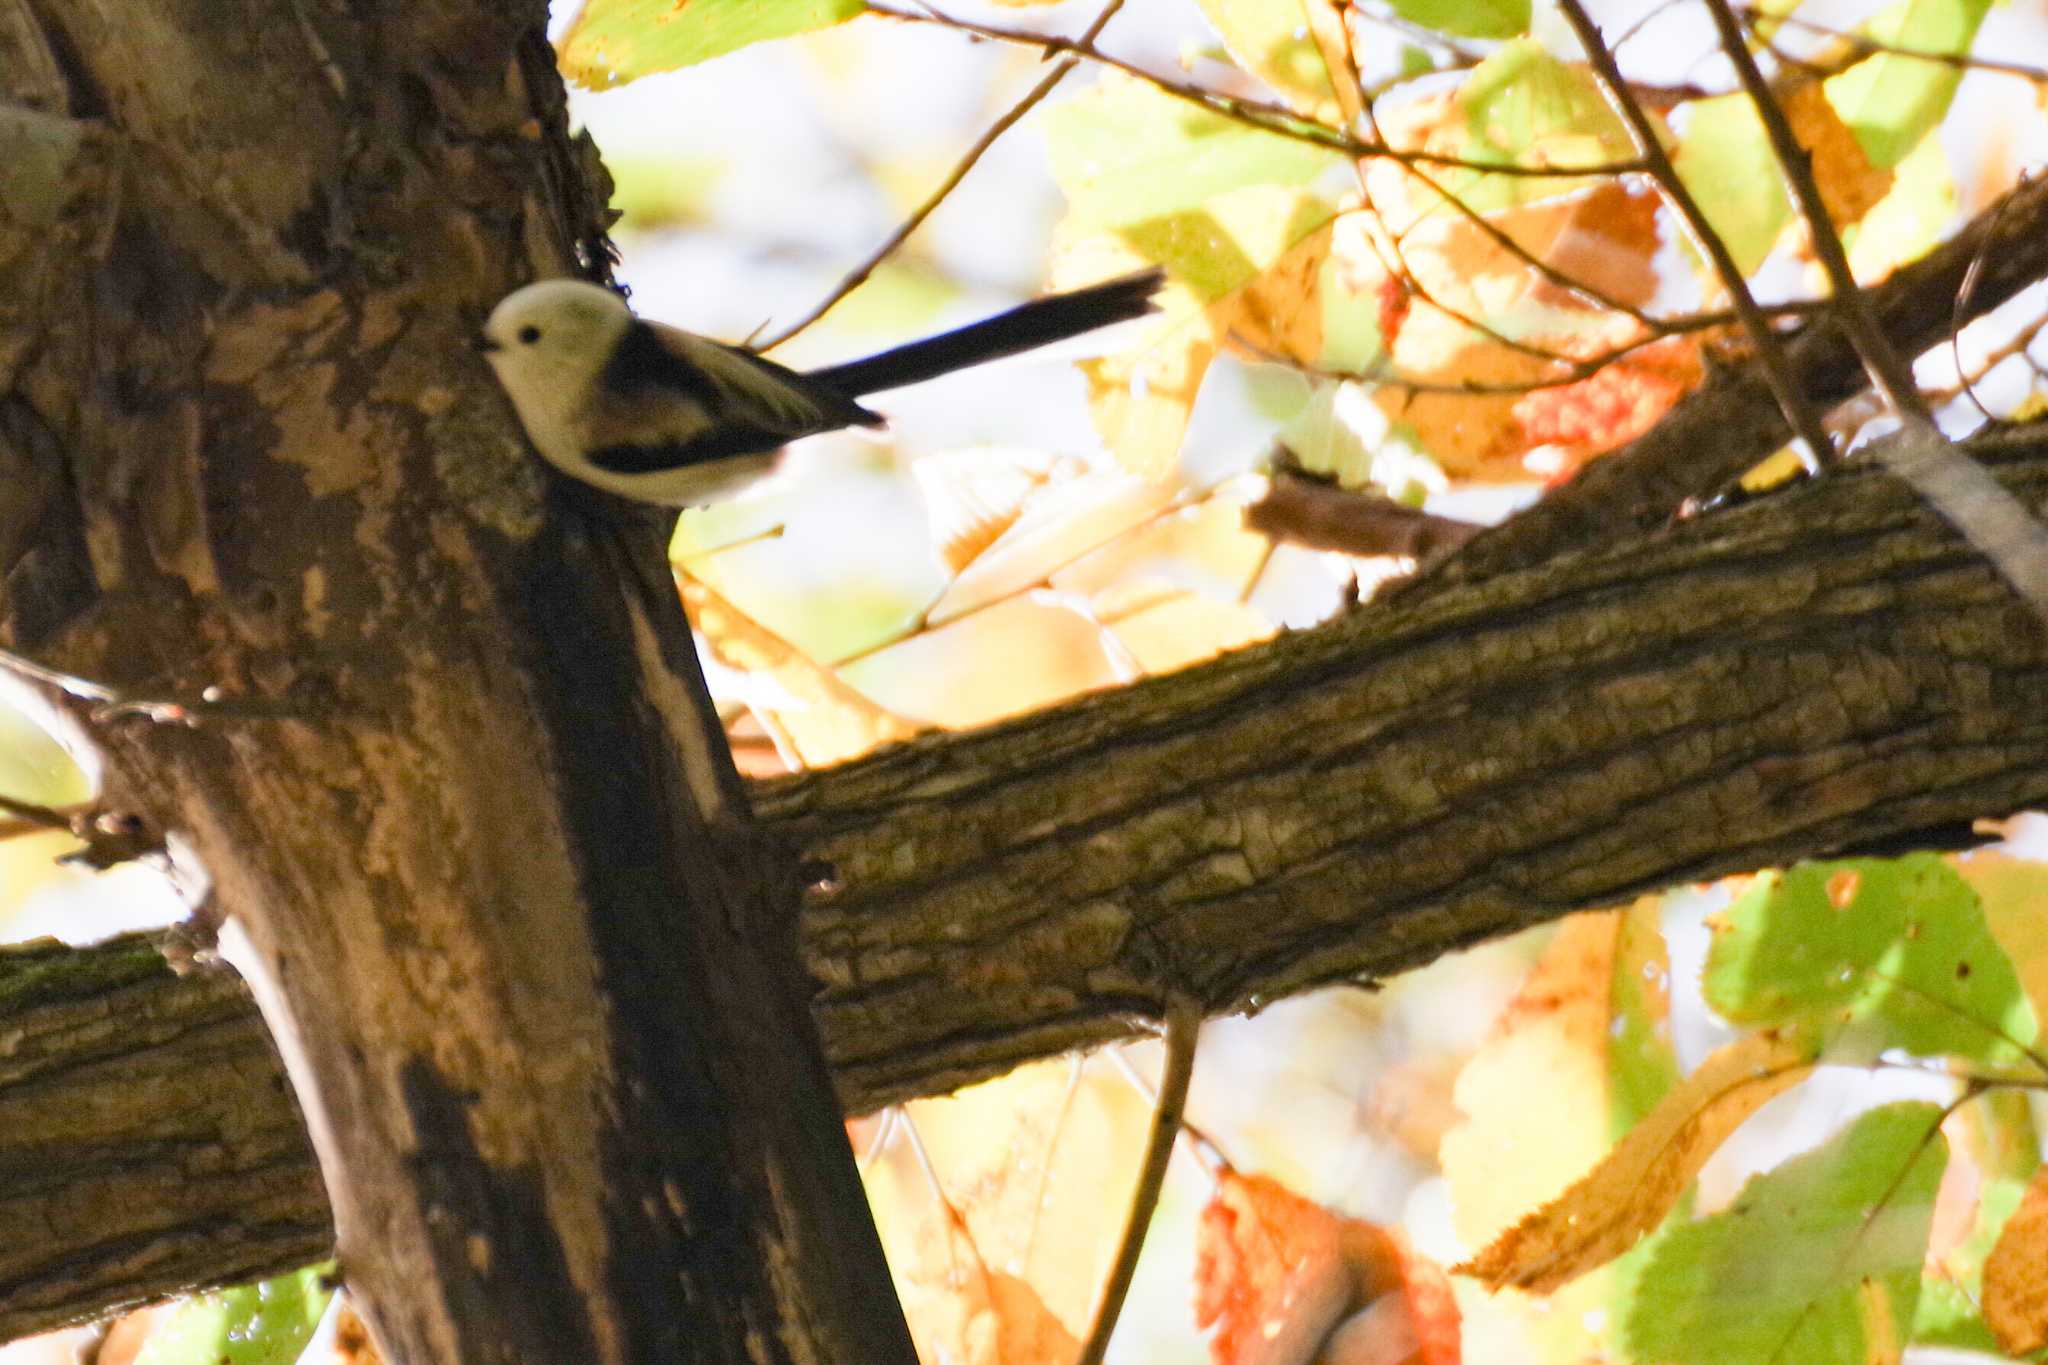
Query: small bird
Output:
[[477, 269, 1164, 506]]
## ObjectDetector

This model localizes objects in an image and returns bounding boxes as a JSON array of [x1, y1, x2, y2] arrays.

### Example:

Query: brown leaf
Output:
[[1984, 1159, 2048, 1355], [1457, 1029, 1815, 1292]]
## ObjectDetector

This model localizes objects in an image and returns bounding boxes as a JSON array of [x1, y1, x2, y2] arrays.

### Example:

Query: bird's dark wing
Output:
[[587, 320, 881, 474]]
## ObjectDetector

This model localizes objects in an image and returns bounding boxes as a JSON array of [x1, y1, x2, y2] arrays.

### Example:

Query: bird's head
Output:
[[477, 279, 632, 399]]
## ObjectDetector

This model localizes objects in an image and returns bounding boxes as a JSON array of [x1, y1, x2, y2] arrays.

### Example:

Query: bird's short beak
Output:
[[473, 335, 502, 354]]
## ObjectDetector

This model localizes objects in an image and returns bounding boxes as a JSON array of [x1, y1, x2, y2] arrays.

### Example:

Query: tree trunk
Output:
[[0, 1, 914, 1361], [8, 425, 2048, 1339]]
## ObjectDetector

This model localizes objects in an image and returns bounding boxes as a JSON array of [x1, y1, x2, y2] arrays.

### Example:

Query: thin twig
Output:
[[0, 794, 161, 869], [1075, 994, 1201, 1365], [1020, 1055, 1087, 1278], [866, 2, 1650, 181], [1554, 0, 1836, 467], [1932, 309, 2048, 414], [1245, 470, 1483, 559], [757, 0, 1128, 351], [1391, 157, 1663, 330], [855, 1106, 900, 1172], [0, 646, 269, 726], [1700, 0, 2048, 619], [0, 646, 118, 703], [1105, 1043, 1230, 1176], [1699, 0, 1928, 422], [1948, 187, 2022, 425], [1745, 7, 2048, 86]]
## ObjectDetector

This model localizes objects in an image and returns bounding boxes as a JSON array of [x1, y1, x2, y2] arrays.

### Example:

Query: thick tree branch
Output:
[[0, 938, 330, 1343], [10, 424, 2048, 1338]]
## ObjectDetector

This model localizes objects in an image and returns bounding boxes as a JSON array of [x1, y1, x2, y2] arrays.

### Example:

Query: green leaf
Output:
[[1608, 899, 1681, 1139], [560, 0, 867, 90], [1392, 0, 1530, 40], [136, 1265, 335, 1365], [1046, 73, 1345, 229], [1672, 94, 1789, 275], [1623, 1102, 1948, 1365], [1703, 855, 2037, 1067], [1445, 41, 1636, 211], [1276, 379, 1374, 484], [1913, 1090, 2035, 1350], [1825, 0, 1992, 169], [1670, 0, 1984, 275], [1194, 0, 1339, 112]]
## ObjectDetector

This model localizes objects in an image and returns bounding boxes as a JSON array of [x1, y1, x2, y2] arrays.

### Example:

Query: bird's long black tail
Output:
[[806, 268, 1165, 397]]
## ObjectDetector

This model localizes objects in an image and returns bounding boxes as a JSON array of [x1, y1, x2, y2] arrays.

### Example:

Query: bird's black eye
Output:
[[518, 325, 542, 345]]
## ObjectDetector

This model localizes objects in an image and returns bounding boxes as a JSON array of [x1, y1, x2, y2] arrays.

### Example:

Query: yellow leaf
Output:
[[1739, 446, 1808, 494], [1104, 593, 1274, 674], [912, 448, 1079, 579], [837, 593, 1128, 728], [1456, 1029, 1815, 1292], [924, 470, 1179, 627], [1052, 177, 1337, 477], [1961, 848, 2048, 1031], [679, 572, 923, 768], [864, 1060, 1153, 1345], [1441, 913, 1629, 1250], [1050, 486, 1272, 612]]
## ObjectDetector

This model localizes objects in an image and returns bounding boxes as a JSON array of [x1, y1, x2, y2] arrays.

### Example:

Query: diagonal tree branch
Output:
[[1432, 173, 2048, 583], [1556, 0, 1834, 463], [11, 421, 2048, 1340]]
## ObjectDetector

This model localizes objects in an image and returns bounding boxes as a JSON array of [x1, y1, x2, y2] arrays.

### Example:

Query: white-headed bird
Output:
[[477, 269, 1163, 506]]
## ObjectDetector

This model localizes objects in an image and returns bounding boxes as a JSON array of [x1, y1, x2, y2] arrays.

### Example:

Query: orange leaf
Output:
[[1782, 81, 1894, 232], [1984, 1159, 2048, 1355], [1456, 1028, 1815, 1292], [1194, 1170, 1459, 1365], [1510, 335, 1702, 457]]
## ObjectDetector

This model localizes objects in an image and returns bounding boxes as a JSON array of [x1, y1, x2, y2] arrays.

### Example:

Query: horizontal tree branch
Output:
[[0, 937, 330, 1342], [10, 424, 2048, 1339]]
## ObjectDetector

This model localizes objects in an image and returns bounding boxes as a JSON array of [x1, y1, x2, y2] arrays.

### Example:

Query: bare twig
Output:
[[865, 2, 1649, 181], [0, 793, 160, 869], [1932, 308, 2048, 414], [1391, 157, 1663, 329], [1700, 0, 2048, 619], [0, 646, 119, 704], [1554, 0, 1836, 467], [1426, 174, 2048, 584], [1245, 469, 1483, 559], [1948, 188, 2022, 425], [1746, 7, 2048, 87], [0, 646, 277, 726], [1106, 1044, 1230, 1177], [757, 0, 1128, 351], [1699, 0, 1927, 421], [1075, 994, 1201, 1365]]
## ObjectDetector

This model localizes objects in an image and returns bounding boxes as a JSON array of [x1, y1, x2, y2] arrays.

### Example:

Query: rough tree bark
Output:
[[7, 424, 2048, 1338], [1, 2, 913, 1362]]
